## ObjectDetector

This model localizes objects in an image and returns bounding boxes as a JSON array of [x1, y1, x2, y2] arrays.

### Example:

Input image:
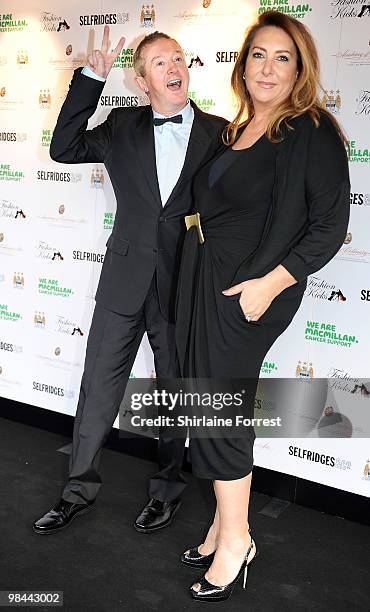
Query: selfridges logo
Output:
[[112, 48, 134, 69], [0, 304, 21, 322], [188, 91, 215, 113], [216, 51, 238, 63], [306, 276, 347, 301], [41, 129, 53, 147], [305, 320, 359, 348], [360, 289, 370, 301], [100, 95, 139, 107], [0, 163, 24, 181], [91, 167, 104, 188], [36, 241, 64, 261], [295, 360, 314, 381], [351, 192, 370, 206], [40, 12, 70, 32], [330, 1, 370, 18], [73, 250, 105, 263], [257, 1, 312, 19], [260, 361, 278, 375], [355, 90, 370, 116], [32, 381, 74, 399], [288, 445, 351, 471], [0, 131, 27, 143], [55, 315, 84, 336], [38, 278, 73, 298], [104, 212, 115, 230], [140, 4, 156, 27], [0, 199, 26, 219], [0, 13, 28, 32], [37, 169, 82, 183], [0, 340, 22, 353], [321, 89, 341, 114], [347, 139, 370, 162], [79, 12, 129, 26]]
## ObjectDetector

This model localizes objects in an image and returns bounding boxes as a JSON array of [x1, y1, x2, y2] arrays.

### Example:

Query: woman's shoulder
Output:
[[289, 109, 344, 143]]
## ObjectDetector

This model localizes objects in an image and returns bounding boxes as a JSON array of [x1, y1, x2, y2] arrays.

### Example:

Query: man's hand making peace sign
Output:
[[86, 25, 125, 79]]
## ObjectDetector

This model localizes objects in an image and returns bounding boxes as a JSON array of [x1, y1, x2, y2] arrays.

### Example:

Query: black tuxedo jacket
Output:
[[50, 68, 227, 320]]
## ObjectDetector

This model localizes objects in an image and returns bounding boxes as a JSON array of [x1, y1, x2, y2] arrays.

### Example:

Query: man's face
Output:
[[136, 38, 189, 115]]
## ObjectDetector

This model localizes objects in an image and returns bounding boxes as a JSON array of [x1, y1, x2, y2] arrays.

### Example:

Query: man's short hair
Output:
[[133, 31, 176, 76]]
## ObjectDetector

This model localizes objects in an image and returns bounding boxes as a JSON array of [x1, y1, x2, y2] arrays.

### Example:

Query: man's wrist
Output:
[[81, 65, 106, 82]]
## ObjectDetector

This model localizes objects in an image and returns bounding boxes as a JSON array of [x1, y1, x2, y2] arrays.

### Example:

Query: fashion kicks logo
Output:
[[306, 276, 347, 301], [0, 199, 26, 219], [36, 241, 64, 261], [257, 1, 312, 20], [330, 1, 370, 18], [40, 12, 70, 32], [305, 320, 359, 348], [55, 316, 84, 336], [355, 90, 370, 116]]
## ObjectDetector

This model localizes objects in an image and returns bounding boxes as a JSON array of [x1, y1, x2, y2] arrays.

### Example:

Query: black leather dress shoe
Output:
[[32, 499, 94, 534], [134, 498, 181, 533]]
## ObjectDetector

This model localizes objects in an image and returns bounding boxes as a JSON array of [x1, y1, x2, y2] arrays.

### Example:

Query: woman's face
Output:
[[244, 26, 298, 110]]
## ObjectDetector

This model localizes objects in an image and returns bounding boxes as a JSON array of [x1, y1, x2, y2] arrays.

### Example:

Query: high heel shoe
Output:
[[189, 531, 257, 602], [181, 546, 215, 568]]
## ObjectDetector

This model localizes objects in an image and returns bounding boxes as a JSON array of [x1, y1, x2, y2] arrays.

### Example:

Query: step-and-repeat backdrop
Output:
[[0, 0, 369, 497]]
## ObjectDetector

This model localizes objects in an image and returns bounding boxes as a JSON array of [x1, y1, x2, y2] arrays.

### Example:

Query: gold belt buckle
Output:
[[184, 212, 205, 244]]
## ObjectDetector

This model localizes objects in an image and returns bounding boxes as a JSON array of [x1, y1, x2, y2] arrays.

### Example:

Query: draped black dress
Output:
[[175, 135, 306, 480]]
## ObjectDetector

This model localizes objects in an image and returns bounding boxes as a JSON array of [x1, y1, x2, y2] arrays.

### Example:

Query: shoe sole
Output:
[[32, 503, 94, 535], [133, 501, 181, 534]]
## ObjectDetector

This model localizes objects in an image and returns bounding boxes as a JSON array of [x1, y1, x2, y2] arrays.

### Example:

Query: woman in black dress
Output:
[[175, 11, 350, 602]]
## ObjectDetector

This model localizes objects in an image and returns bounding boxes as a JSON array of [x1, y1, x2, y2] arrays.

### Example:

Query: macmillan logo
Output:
[[295, 360, 314, 381], [257, 0, 312, 19], [36, 241, 64, 261], [140, 4, 156, 27], [38, 277, 73, 298], [0, 199, 26, 219], [0, 304, 21, 322], [216, 51, 238, 63], [305, 320, 359, 348], [112, 48, 134, 69], [260, 360, 278, 375], [0, 163, 24, 181], [103, 212, 115, 230], [331, 1, 370, 18], [188, 91, 215, 112], [0, 13, 28, 32], [72, 250, 105, 264], [40, 12, 70, 32], [0, 131, 27, 143], [321, 89, 341, 114], [355, 90, 370, 116], [91, 167, 104, 188], [37, 169, 82, 183], [100, 95, 139, 107], [55, 315, 84, 336], [41, 129, 53, 147], [79, 12, 129, 26], [351, 191, 370, 206], [306, 276, 347, 301], [288, 445, 351, 471]]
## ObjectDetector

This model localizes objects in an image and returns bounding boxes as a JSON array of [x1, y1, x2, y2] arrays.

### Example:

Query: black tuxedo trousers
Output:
[[62, 273, 186, 504]]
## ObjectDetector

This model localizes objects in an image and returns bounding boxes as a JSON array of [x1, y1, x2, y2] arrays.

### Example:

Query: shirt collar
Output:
[[152, 100, 193, 125]]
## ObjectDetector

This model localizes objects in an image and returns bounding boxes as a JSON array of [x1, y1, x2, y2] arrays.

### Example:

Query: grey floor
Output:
[[0, 417, 368, 611]]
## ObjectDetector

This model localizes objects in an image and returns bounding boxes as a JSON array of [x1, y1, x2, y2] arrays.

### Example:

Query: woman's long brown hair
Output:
[[224, 11, 346, 145]]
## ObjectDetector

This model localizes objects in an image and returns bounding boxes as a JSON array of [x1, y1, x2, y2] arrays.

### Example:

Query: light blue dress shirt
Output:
[[81, 66, 194, 206]]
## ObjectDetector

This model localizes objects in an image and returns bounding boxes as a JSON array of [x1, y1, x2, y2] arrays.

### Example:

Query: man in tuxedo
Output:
[[33, 27, 227, 534]]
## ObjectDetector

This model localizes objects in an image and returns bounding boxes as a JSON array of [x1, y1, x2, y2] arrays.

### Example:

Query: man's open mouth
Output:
[[167, 79, 182, 90]]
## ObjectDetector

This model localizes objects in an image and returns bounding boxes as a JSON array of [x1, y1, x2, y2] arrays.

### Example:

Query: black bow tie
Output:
[[153, 115, 183, 126]]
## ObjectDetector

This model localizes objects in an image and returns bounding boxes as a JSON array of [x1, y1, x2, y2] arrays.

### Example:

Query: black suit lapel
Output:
[[163, 102, 212, 210], [132, 107, 162, 210]]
